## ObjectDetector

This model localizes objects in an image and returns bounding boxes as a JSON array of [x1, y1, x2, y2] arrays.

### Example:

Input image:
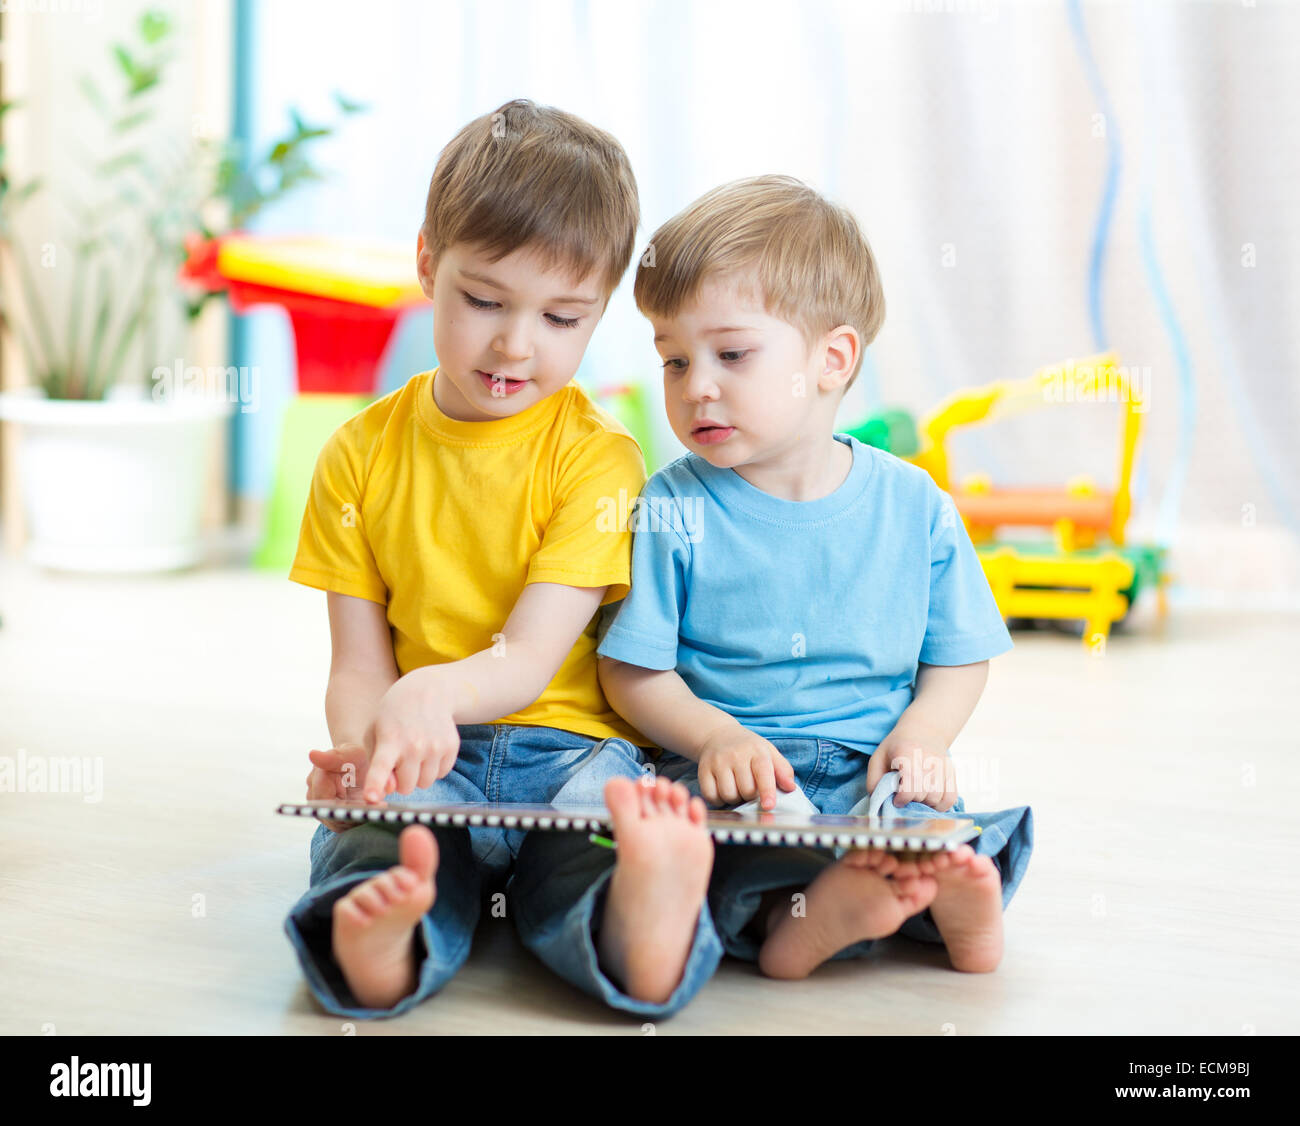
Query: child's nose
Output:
[[682, 368, 720, 402], [492, 318, 533, 362]]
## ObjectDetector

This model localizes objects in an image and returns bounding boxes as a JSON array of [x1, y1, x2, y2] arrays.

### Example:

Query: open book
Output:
[[276, 799, 979, 852]]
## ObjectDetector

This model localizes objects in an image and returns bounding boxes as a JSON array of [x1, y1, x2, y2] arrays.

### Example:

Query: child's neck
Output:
[[733, 435, 853, 502]]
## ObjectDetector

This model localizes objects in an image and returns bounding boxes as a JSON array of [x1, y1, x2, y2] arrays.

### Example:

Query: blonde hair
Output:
[[634, 175, 885, 384], [421, 99, 639, 301]]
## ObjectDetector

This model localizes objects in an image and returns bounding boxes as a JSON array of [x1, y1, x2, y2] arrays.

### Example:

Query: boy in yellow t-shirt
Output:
[[284, 100, 718, 1019]]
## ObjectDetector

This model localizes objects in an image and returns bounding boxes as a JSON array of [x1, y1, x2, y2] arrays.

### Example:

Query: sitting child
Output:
[[285, 99, 717, 1019], [597, 174, 1033, 988]]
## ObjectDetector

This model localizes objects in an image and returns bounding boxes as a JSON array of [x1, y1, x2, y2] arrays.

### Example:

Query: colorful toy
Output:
[[183, 234, 426, 395], [593, 382, 658, 471], [844, 408, 919, 458], [182, 235, 427, 570], [907, 352, 1170, 644]]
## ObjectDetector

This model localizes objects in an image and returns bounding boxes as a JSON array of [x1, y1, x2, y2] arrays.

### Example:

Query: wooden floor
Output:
[[1, 551, 1297, 1035]]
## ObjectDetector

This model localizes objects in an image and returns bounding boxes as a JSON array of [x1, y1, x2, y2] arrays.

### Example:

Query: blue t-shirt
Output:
[[596, 434, 1012, 754]]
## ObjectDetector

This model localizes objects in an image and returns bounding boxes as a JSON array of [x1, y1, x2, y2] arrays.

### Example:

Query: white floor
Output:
[[1, 550, 1297, 1035]]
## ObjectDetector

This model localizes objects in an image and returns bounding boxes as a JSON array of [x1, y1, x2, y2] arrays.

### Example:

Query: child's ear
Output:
[[818, 324, 860, 393], [416, 232, 438, 300]]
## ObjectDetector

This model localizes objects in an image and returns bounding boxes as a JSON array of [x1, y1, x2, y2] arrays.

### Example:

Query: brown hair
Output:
[[634, 175, 885, 384], [421, 99, 640, 301]]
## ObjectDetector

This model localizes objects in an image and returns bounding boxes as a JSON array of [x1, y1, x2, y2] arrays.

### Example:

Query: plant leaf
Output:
[[140, 9, 172, 45], [129, 67, 161, 97], [334, 92, 367, 115], [11, 244, 61, 383], [79, 75, 108, 114], [97, 294, 146, 401], [113, 44, 139, 83], [114, 108, 153, 133], [277, 166, 324, 193], [98, 150, 147, 176]]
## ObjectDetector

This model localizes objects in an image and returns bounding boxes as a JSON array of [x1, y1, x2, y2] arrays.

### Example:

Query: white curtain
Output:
[[241, 0, 1300, 594]]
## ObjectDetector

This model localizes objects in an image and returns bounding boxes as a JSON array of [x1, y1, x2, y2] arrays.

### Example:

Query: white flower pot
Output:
[[0, 387, 234, 573]]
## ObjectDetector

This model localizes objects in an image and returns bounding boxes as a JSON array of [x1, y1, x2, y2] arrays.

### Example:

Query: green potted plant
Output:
[[0, 9, 363, 571]]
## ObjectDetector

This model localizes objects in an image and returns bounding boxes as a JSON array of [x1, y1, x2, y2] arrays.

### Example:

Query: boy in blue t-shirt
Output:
[[597, 175, 1032, 985]]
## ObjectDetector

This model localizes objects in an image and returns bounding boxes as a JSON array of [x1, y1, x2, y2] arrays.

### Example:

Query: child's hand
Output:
[[867, 730, 958, 812], [306, 743, 370, 833], [696, 724, 797, 810], [361, 667, 461, 801]]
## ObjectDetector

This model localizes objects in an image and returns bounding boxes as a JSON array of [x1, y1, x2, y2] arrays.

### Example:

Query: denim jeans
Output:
[[283, 723, 723, 1019], [656, 737, 1034, 961]]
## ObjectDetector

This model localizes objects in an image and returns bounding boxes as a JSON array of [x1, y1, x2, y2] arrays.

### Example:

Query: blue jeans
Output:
[[283, 724, 723, 1019], [657, 737, 1034, 962]]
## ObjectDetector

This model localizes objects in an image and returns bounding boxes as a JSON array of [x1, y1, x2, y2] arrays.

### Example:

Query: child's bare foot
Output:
[[598, 776, 714, 1005], [757, 850, 937, 980], [916, 844, 1003, 972], [332, 825, 437, 1010]]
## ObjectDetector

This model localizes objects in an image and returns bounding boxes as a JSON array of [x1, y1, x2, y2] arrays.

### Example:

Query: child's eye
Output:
[[719, 349, 749, 363], [463, 291, 577, 328], [661, 358, 687, 372]]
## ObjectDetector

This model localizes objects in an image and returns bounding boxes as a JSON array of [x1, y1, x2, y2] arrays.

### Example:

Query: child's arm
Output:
[[305, 592, 402, 830], [865, 660, 989, 811], [359, 582, 608, 800], [597, 659, 736, 758], [599, 658, 796, 809], [324, 591, 401, 747]]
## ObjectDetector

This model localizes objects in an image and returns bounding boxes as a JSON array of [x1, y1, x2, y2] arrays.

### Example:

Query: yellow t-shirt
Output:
[[289, 367, 650, 745]]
